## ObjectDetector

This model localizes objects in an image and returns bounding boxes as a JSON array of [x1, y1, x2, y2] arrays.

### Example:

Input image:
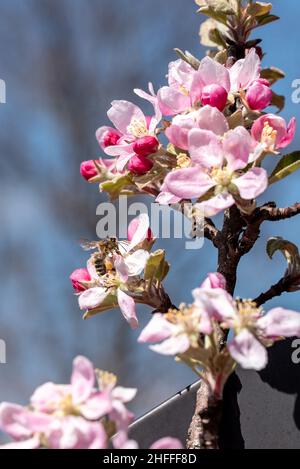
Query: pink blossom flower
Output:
[[157, 50, 261, 116], [78, 216, 151, 328], [159, 109, 268, 216], [194, 289, 300, 370], [128, 155, 154, 175], [201, 272, 226, 290], [80, 160, 98, 181], [251, 114, 296, 151], [96, 100, 160, 171], [70, 268, 91, 293], [245, 78, 272, 111]]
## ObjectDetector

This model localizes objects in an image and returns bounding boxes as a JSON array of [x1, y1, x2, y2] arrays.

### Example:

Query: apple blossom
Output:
[[132, 135, 159, 157], [159, 113, 268, 216], [251, 114, 296, 151]]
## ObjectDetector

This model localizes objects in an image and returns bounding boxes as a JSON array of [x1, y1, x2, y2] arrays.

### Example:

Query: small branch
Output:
[[264, 202, 300, 221], [254, 277, 289, 307], [204, 218, 220, 247]]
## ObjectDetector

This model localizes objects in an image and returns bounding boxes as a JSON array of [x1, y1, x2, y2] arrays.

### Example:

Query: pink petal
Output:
[[278, 117, 296, 149], [95, 126, 121, 150], [157, 86, 190, 115], [230, 49, 261, 91], [79, 392, 112, 420], [156, 191, 181, 205], [163, 167, 215, 199], [138, 314, 175, 343], [71, 356, 95, 405], [104, 142, 133, 157], [134, 83, 162, 124], [128, 213, 151, 250], [78, 287, 109, 311], [234, 167, 268, 200], [193, 56, 230, 94], [0, 435, 40, 449], [188, 128, 224, 167], [168, 59, 195, 90], [197, 192, 234, 217], [114, 254, 129, 283], [30, 382, 70, 413], [117, 289, 138, 329], [150, 437, 183, 449], [192, 288, 236, 324], [258, 308, 300, 338], [107, 100, 146, 135], [150, 335, 190, 355], [111, 386, 137, 403], [228, 329, 268, 370], [223, 126, 256, 171], [196, 105, 229, 135], [201, 272, 226, 290], [47, 417, 107, 450]]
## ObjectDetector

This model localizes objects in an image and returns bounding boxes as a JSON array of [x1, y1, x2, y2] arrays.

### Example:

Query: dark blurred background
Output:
[[0, 0, 300, 422]]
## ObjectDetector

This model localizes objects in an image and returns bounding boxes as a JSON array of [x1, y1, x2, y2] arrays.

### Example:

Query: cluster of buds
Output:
[[0, 356, 182, 449]]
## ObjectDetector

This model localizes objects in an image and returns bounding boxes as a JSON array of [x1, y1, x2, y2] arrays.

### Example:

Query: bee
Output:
[[92, 253, 108, 277], [80, 237, 131, 256]]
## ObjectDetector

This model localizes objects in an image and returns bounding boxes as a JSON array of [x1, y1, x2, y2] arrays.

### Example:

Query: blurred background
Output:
[[0, 0, 300, 428]]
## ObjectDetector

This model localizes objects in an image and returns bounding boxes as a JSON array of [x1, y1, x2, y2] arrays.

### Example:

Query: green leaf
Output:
[[269, 152, 300, 185], [174, 49, 200, 70], [101, 175, 134, 200], [209, 28, 227, 48], [256, 14, 280, 27], [248, 2, 272, 17], [260, 67, 285, 85], [144, 250, 169, 283], [270, 92, 285, 112], [197, 6, 230, 25]]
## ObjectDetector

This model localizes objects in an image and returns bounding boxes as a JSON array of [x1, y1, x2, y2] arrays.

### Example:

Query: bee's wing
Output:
[[118, 240, 131, 255], [79, 239, 98, 251]]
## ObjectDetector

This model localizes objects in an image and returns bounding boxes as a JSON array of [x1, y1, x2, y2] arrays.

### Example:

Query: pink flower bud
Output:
[[201, 272, 226, 290], [70, 268, 91, 293], [201, 84, 228, 111], [102, 130, 120, 148], [246, 79, 272, 111], [128, 155, 154, 175], [80, 160, 98, 181], [127, 216, 153, 242], [133, 136, 159, 157]]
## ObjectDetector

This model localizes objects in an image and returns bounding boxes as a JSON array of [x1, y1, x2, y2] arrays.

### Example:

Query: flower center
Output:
[[261, 121, 277, 150], [235, 299, 262, 330], [127, 118, 148, 138], [176, 153, 190, 168], [211, 167, 232, 187]]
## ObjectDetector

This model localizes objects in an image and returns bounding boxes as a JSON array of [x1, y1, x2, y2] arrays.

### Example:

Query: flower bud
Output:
[[133, 136, 159, 157], [246, 79, 272, 111], [70, 268, 91, 293], [80, 160, 98, 181], [201, 272, 226, 290], [201, 84, 228, 111], [128, 155, 154, 175]]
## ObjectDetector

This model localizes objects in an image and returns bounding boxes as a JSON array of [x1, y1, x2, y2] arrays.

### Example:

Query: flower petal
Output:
[[196, 105, 229, 135], [234, 167, 268, 200], [157, 86, 190, 115], [188, 128, 224, 167], [228, 329, 268, 371], [150, 335, 190, 356], [78, 287, 109, 311], [138, 314, 175, 343], [197, 192, 234, 217], [163, 167, 215, 199], [230, 49, 260, 91], [128, 213, 150, 250], [124, 249, 150, 276], [117, 289, 138, 329], [258, 307, 300, 338], [223, 126, 256, 171], [71, 356, 95, 405], [107, 100, 146, 135]]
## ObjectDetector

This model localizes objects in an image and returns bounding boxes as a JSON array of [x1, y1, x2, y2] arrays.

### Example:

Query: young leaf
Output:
[[269, 152, 300, 185], [270, 92, 285, 113], [144, 250, 169, 283], [101, 175, 134, 200], [248, 2, 272, 17], [260, 67, 285, 85], [256, 14, 280, 27], [266, 237, 300, 278]]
